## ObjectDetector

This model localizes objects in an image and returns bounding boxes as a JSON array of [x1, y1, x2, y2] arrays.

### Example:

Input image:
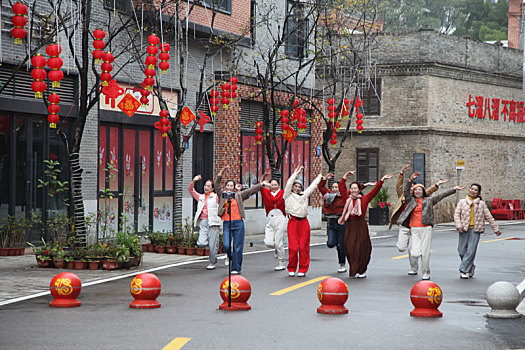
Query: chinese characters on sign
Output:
[[466, 94, 525, 123]]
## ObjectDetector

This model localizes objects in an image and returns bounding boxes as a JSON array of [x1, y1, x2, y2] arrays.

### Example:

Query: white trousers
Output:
[[396, 226, 410, 252], [264, 214, 287, 262], [408, 226, 433, 275]]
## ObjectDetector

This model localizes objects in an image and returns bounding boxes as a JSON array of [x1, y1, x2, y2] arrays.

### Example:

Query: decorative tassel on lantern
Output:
[[210, 90, 220, 116], [154, 109, 172, 139], [46, 43, 64, 88], [92, 29, 106, 63], [11, 2, 27, 45], [144, 34, 160, 90], [254, 121, 263, 144], [158, 43, 170, 74], [47, 93, 60, 129], [100, 51, 114, 86], [31, 54, 47, 99]]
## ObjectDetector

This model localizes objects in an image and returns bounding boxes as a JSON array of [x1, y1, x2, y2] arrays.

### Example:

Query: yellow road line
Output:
[[482, 237, 516, 243], [392, 250, 435, 260], [163, 338, 191, 350], [270, 276, 331, 296]]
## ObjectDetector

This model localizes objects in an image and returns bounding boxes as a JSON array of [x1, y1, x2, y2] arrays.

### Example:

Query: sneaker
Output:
[[225, 258, 229, 266], [422, 274, 430, 280], [460, 272, 469, 279], [288, 271, 295, 277], [297, 272, 306, 277], [469, 265, 476, 278], [206, 264, 216, 270], [274, 262, 286, 271], [357, 272, 367, 278], [231, 270, 239, 275], [408, 269, 418, 276], [338, 264, 347, 273]]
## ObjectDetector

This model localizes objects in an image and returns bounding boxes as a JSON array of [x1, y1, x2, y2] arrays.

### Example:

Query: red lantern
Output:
[[46, 44, 63, 88], [145, 55, 157, 69], [229, 76, 238, 85], [100, 52, 114, 86], [140, 89, 150, 106], [143, 37, 158, 91], [31, 54, 47, 99], [148, 34, 160, 45], [93, 29, 106, 63], [11, 2, 27, 45], [47, 93, 60, 128], [228, 77, 238, 101], [154, 109, 172, 139], [158, 42, 171, 74], [327, 97, 335, 105], [254, 121, 263, 144], [353, 97, 364, 133]]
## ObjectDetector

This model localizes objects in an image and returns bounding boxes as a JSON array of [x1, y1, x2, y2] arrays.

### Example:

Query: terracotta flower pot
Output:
[[8, 248, 16, 256], [155, 245, 166, 254], [53, 258, 66, 269], [147, 244, 154, 252], [102, 258, 118, 270], [37, 258, 51, 268], [0, 248, 9, 256], [196, 247, 205, 256], [177, 246, 186, 254], [74, 261, 87, 270], [18, 248, 25, 255], [135, 256, 141, 266], [185, 247, 195, 255], [166, 246, 176, 254], [205, 248, 210, 256], [88, 261, 100, 270], [66, 261, 75, 269]]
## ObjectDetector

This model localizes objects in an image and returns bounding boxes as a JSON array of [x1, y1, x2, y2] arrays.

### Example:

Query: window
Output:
[[356, 148, 379, 183], [361, 79, 381, 116], [198, 0, 232, 13], [250, 0, 257, 43], [285, 0, 308, 58]]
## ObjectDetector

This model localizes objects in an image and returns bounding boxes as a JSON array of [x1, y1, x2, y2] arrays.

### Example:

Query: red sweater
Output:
[[318, 178, 348, 216], [261, 187, 286, 215]]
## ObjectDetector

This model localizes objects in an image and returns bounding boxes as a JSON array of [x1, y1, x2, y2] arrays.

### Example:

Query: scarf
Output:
[[340, 194, 362, 223], [324, 192, 338, 204]]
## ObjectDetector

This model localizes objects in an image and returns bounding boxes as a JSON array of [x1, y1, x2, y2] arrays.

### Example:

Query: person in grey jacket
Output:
[[216, 166, 263, 274], [397, 171, 464, 280]]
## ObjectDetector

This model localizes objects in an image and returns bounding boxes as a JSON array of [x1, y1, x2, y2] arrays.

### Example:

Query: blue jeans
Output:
[[223, 219, 245, 273], [327, 218, 346, 264]]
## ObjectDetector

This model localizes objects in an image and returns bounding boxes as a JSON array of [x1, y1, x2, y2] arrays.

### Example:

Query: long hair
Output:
[[470, 183, 482, 200]]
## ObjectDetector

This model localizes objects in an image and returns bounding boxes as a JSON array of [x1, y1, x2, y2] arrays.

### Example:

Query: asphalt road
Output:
[[1, 223, 524, 350]]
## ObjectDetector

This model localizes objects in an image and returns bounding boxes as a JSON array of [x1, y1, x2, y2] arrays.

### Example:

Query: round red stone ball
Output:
[[317, 277, 348, 314], [409, 280, 443, 317], [49, 272, 82, 307], [219, 275, 252, 311], [129, 273, 161, 309]]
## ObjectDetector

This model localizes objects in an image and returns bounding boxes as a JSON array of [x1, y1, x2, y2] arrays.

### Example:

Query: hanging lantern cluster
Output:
[[100, 51, 114, 87], [140, 88, 150, 106], [11, 2, 27, 45], [47, 93, 60, 128], [280, 109, 290, 131], [327, 98, 336, 122], [31, 54, 47, 99], [255, 121, 263, 144], [291, 101, 307, 132], [220, 82, 231, 108], [143, 34, 159, 91], [46, 43, 64, 88], [154, 109, 172, 139], [198, 111, 211, 132], [341, 98, 350, 119], [209, 90, 219, 116], [158, 43, 170, 74], [92, 29, 106, 63], [353, 96, 364, 133], [228, 76, 238, 101]]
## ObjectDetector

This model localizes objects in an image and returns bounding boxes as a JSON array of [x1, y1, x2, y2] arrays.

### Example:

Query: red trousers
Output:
[[287, 216, 311, 273]]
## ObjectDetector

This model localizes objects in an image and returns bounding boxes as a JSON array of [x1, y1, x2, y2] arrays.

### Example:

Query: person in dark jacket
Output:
[[318, 170, 354, 273]]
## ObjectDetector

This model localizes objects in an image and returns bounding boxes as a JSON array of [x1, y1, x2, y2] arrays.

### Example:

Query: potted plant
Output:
[[166, 235, 176, 254], [1, 216, 32, 256], [28, 238, 52, 267], [52, 245, 66, 269], [65, 254, 75, 269], [101, 243, 118, 270], [369, 188, 392, 226], [115, 244, 130, 269], [73, 247, 87, 270]]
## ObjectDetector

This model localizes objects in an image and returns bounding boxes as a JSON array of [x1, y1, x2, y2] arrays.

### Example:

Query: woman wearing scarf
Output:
[[284, 165, 323, 277], [454, 183, 501, 279], [338, 173, 393, 278], [318, 170, 354, 273], [397, 172, 463, 280]]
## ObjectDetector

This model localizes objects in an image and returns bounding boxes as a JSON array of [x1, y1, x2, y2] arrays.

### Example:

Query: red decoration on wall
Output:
[[464, 94, 525, 123], [154, 109, 172, 138], [92, 29, 106, 63], [100, 52, 114, 86], [158, 43, 171, 74], [101, 80, 124, 108], [254, 121, 263, 144], [117, 93, 141, 118], [11, 2, 27, 45], [31, 54, 47, 99], [179, 106, 196, 126], [47, 93, 60, 128], [283, 126, 297, 143], [198, 111, 211, 132]]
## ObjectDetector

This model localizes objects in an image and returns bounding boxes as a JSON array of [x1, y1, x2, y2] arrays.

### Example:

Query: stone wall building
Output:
[[332, 29, 525, 223]]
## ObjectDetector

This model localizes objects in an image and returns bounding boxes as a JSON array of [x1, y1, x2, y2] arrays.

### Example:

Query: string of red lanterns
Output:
[[254, 121, 263, 144], [47, 93, 60, 128], [158, 43, 170, 74], [154, 109, 172, 139], [31, 54, 47, 99], [143, 34, 160, 91], [220, 82, 231, 108], [92, 29, 106, 63], [209, 89, 219, 116], [11, 2, 27, 45], [46, 43, 64, 88], [100, 51, 114, 87], [353, 96, 364, 133]]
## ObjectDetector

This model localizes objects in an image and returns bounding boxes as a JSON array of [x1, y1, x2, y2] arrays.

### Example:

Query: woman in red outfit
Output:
[[339, 174, 393, 278]]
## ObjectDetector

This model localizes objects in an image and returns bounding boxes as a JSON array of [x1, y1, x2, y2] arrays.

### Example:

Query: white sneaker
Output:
[[460, 272, 469, 279], [206, 264, 216, 270], [422, 274, 430, 280], [288, 271, 295, 277], [338, 264, 347, 273], [274, 262, 286, 271], [224, 258, 229, 266], [408, 269, 418, 275], [231, 270, 239, 275], [297, 272, 305, 277], [357, 272, 367, 278]]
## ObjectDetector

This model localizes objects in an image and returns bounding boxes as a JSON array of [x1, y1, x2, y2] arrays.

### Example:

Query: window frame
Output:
[[284, 0, 308, 59], [356, 148, 379, 183], [362, 78, 381, 116]]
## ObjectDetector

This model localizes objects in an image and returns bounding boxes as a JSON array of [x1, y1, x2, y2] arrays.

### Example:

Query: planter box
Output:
[[166, 246, 176, 254], [0, 248, 9, 256], [185, 247, 195, 255], [53, 258, 66, 269], [177, 246, 186, 254], [369, 207, 390, 226], [88, 261, 100, 270]]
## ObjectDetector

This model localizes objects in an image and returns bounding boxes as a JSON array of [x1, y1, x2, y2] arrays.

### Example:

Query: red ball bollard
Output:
[[49, 272, 82, 307], [410, 280, 443, 317], [219, 275, 251, 311], [129, 273, 161, 309], [317, 277, 349, 314]]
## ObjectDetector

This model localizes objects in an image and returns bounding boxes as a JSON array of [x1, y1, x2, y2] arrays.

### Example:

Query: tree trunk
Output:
[[69, 153, 87, 246], [172, 157, 183, 232], [271, 167, 282, 183]]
